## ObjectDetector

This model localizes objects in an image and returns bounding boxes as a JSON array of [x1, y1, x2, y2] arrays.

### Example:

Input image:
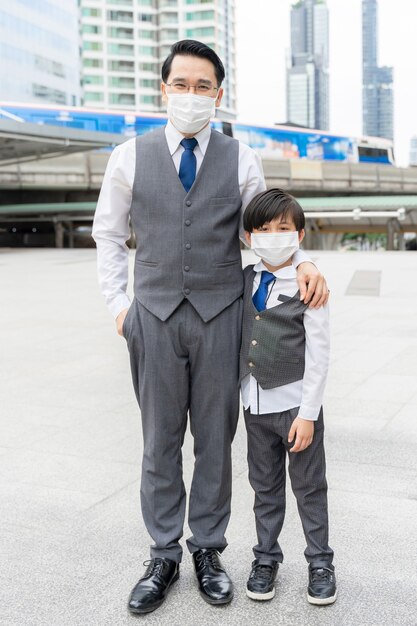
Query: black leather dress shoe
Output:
[[192, 548, 233, 605], [127, 558, 179, 614], [307, 563, 337, 605], [246, 559, 279, 600]]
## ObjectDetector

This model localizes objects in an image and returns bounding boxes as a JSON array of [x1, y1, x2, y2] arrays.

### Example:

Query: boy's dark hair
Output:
[[161, 40, 225, 87], [243, 188, 305, 232]]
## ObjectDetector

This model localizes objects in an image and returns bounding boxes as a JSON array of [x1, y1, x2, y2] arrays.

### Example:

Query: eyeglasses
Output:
[[165, 81, 218, 96]]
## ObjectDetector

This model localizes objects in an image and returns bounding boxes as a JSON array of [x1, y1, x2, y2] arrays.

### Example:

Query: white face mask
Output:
[[250, 231, 300, 266], [166, 93, 216, 134]]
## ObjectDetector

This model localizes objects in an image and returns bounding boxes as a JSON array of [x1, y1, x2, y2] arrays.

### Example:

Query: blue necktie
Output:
[[179, 138, 198, 192], [252, 271, 276, 312]]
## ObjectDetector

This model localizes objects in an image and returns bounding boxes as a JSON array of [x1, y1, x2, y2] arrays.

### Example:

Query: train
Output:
[[0, 101, 395, 166]]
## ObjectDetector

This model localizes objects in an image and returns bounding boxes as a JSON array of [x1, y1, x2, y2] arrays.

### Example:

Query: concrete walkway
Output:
[[1, 248, 416, 626]]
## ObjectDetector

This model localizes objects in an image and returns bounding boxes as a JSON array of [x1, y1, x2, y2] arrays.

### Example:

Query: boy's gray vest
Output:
[[240, 265, 309, 389], [130, 127, 243, 322]]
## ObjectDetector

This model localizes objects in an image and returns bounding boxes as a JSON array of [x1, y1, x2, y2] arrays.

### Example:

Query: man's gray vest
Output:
[[130, 127, 243, 322], [240, 265, 309, 389]]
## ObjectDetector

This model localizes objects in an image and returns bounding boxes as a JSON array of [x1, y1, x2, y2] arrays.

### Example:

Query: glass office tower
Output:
[[0, 0, 81, 106], [286, 0, 329, 130], [362, 0, 393, 140]]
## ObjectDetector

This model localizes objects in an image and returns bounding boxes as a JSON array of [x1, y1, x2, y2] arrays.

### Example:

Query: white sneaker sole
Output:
[[246, 586, 276, 601], [307, 590, 337, 605]]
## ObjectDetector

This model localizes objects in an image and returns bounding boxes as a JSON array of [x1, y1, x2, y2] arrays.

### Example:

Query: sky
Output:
[[235, 0, 417, 166]]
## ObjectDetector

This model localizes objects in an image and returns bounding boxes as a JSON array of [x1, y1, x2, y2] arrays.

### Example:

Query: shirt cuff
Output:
[[108, 294, 132, 319], [298, 404, 322, 421]]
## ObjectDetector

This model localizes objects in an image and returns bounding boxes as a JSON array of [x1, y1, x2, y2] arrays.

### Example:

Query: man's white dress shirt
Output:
[[241, 260, 330, 421], [92, 121, 311, 318]]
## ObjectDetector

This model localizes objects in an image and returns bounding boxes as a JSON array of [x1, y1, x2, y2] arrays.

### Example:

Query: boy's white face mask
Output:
[[166, 93, 216, 134], [250, 231, 299, 266]]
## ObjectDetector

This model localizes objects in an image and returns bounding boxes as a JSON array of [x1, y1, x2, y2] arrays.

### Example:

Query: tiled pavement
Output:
[[1, 248, 416, 626]]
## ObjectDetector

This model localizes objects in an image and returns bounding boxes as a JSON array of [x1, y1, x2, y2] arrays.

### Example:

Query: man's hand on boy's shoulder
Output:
[[296, 262, 329, 309], [288, 417, 315, 453]]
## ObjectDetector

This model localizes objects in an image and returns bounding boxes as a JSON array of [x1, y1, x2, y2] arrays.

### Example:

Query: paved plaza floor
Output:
[[1, 248, 417, 626]]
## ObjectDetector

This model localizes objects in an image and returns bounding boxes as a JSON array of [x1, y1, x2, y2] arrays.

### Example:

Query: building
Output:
[[362, 0, 393, 140], [80, 0, 236, 117], [286, 0, 329, 130], [0, 0, 81, 106], [410, 137, 417, 167]]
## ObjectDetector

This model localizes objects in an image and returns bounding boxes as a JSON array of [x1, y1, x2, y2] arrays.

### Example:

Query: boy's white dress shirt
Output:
[[92, 121, 311, 318], [241, 260, 330, 421]]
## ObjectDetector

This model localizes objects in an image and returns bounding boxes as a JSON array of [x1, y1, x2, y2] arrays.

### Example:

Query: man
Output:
[[92, 40, 329, 615]]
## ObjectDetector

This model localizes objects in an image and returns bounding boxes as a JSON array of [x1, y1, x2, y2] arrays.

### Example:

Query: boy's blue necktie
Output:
[[252, 271, 276, 312], [179, 138, 198, 192]]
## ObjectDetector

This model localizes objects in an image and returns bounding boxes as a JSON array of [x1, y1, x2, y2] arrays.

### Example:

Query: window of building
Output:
[[109, 60, 135, 72], [185, 0, 213, 4], [110, 93, 136, 105], [83, 41, 103, 51], [82, 7, 102, 17], [82, 24, 102, 34], [138, 13, 155, 22], [109, 76, 136, 88], [84, 75, 104, 85], [139, 62, 158, 72], [34, 55, 65, 78], [84, 58, 103, 68], [138, 0, 154, 5], [107, 0, 133, 4], [160, 0, 178, 6], [108, 27, 134, 39], [138, 30, 155, 39], [138, 45, 155, 56], [160, 28, 179, 41], [107, 10, 133, 22], [108, 43, 134, 55], [185, 27, 214, 38], [84, 92, 105, 102], [140, 95, 159, 106], [159, 12, 178, 24], [185, 10, 214, 20], [32, 83, 67, 104], [139, 78, 158, 89]]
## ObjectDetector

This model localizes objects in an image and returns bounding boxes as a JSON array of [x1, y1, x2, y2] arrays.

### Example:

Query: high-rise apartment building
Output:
[[362, 0, 393, 140], [0, 0, 81, 106], [286, 0, 329, 130], [80, 0, 236, 116]]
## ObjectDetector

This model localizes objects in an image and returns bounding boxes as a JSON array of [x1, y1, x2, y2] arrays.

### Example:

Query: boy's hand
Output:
[[288, 417, 314, 453], [296, 262, 329, 308]]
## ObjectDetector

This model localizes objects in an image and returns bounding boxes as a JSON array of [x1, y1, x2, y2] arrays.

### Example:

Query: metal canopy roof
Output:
[[298, 196, 417, 210], [0, 196, 416, 232], [0, 120, 122, 165]]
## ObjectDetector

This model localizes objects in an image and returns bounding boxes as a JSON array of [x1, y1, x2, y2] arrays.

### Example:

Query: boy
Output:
[[240, 188, 336, 605]]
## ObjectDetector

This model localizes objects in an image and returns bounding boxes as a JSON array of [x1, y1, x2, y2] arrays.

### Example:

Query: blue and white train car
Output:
[[0, 102, 395, 166]]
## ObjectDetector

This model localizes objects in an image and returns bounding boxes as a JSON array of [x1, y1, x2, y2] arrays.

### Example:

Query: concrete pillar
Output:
[[387, 220, 395, 250]]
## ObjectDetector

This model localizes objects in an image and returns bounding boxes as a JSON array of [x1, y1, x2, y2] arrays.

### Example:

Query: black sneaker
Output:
[[246, 559, 279, 601], [307, 564, 337, 605]]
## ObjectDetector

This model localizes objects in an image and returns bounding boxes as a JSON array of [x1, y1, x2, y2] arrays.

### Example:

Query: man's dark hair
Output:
[[161, 40, 225, 87], [243, 188, 305, 232]]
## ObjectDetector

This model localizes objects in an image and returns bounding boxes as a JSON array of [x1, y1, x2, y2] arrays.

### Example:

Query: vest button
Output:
[[185, 243, 191, 250], [186, 200, 192, 207], [249, 362, 255, 368], [185, 219, 191, 226], [251, 340, 257, 346], [184, 288, 191, 295], [184, 266, 190, 272], [255, 315, 261, 321]]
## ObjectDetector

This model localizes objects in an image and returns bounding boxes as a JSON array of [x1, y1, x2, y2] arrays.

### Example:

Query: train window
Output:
[[358, 146, 390, 163]]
